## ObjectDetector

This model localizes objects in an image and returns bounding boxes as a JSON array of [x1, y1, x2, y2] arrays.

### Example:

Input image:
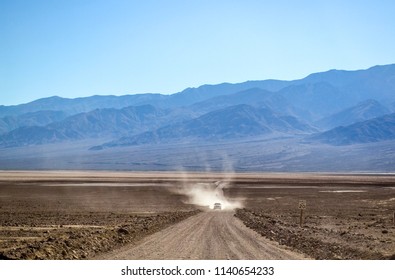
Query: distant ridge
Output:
[[315, 99, 390, 129], [311, 113, 395, 145], [91, 104, 315, 149], [0, 63, 394, 150], [1, 64, 394, 116]]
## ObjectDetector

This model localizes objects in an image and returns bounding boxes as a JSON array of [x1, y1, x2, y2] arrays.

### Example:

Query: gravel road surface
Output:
[[100, 211, 306, 259]]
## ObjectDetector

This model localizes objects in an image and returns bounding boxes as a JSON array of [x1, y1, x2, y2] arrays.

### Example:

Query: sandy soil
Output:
[[0, 171, 394, 259]]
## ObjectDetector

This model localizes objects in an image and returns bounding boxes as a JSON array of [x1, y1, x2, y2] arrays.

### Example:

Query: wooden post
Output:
[[298, 200, 306, 227], [300, 209, 304, 227], [393, 211, 395, 226]]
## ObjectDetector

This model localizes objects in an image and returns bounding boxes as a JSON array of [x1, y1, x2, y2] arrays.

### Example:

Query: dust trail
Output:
[[175, 180, 243, 210], [173, 152, 244, 210]]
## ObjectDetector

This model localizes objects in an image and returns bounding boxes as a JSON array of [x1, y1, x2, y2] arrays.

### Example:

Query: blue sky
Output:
[[1, 0, 395, 105]]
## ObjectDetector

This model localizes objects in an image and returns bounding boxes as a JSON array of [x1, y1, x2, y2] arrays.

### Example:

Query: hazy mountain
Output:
[[1, 63, 395, 150], [181, 63, 395, 122], [279, 64, 395, 121], [0, 82, 291, 117], [201, 64, 395, 114], [0, 81, 291, 117], [0, 95, 165, 117], [2, 64, 394, 120], [92, 104, 315, 149], [0, 105, 178, 147], [0, 126, 69, 147], [165, 80, 291, 107], [0, 80, 288, 117], [315, 99, 390, 129], [311, 113, 395, 145], [48, 105, 170, 137], [1, 64, 395, 172], [277, 82, 351, 120], [188, 88, 294, 115], [0, 110, 68, 135], [299, 64, 395, 95]]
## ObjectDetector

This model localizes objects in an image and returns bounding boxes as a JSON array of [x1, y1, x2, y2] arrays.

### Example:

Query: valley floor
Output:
[[0, 171, 394, 259], [0, 137, 394, 172]]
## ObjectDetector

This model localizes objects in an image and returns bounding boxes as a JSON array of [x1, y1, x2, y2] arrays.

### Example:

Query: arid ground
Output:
[[0, 171, 394, 259]]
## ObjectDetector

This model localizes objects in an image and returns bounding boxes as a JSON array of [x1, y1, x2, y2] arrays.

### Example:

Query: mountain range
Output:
[[315, 99, 391, 129], [1, 64, 395, 171], [91, 104, 315, 150], [311, 113, 395, 145]]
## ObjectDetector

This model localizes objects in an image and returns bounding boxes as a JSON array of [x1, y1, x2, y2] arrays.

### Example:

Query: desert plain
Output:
[[0, 171, 394, 260]]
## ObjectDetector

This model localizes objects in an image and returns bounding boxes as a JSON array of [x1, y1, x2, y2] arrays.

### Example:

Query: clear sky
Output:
[[1, 0, 395, 105]]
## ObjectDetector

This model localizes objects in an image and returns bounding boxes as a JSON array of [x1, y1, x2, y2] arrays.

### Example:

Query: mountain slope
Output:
[[272, 64, 395, 121], [311, 113, 395, 145], [299, 64, 395, 93], [0, 126, 69, 147], [188, 88, 297, 115], [93, 104, 314, 149], [278, 82, 349, 120], [0, 110, 68, 135], [166, 80, 291, 107], [0, 95, 165, 117], [0, 105, 174, 147], [2, 64, 394, 120], [316, 99, 390, 129], [0, 81, 290, 117], [48, 105, 169, 137], [0, 80, 290, 117], [1, 64, 395, 149]]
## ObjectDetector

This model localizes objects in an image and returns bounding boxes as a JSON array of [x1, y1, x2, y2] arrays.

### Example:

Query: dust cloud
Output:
[[175, 181, 243, 210], [172, 153, 244, 210]]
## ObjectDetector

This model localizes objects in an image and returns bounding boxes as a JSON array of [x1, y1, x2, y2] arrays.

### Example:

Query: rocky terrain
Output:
[[0, 171, 199, 260], [234, 185, 395, 259], [0, 210, 198, 260]]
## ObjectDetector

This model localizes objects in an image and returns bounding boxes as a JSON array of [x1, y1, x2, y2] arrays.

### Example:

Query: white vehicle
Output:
[[213, 202, 222, 210]]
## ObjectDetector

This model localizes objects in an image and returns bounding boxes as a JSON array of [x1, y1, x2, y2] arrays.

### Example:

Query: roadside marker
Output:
[[298, 200, 306, 227]]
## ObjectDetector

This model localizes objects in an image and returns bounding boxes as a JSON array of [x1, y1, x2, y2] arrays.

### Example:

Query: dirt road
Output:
[[100, 211, 306, 260]]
